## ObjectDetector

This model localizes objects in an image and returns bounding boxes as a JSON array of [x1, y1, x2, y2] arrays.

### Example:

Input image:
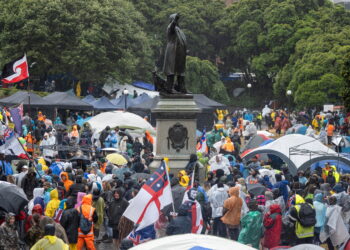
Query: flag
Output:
[[196, 129, 208, 154], [1, 55, 29, 84], [191, 200, 203, 234], [9, 106, 22, 135], [123, 160, 172, 231], [0, 136, 29, 159], [127, 224, 156, 246]]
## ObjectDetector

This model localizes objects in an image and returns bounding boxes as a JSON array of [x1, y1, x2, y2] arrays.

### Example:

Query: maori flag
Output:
[[1, 54, 29, 84]]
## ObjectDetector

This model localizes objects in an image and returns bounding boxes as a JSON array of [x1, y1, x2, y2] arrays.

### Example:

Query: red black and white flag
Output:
[[1, 54, 29, 84]]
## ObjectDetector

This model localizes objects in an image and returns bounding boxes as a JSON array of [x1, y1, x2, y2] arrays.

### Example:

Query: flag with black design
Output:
[[1, 55, 29, 84]]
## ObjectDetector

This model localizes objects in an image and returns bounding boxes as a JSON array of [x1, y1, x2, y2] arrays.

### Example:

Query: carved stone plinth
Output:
[[149, 95, 201, 175]]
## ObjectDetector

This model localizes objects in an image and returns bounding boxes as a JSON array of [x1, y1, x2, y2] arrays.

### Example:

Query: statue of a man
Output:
[[163, 13, 187, 94]]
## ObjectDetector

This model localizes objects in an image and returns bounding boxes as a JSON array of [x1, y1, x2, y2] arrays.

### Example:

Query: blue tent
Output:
[[110, 95, 137, 109], [82, 95, 96, 104], [92, 96, 117, 111], [132, 81, 155, 91], [132, 93, 152, 106]]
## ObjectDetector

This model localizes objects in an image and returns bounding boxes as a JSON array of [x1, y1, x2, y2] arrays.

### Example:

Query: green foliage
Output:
[[0, 0, 153, 83], [341, 53, 350, 112], [186, 56, 229, 103]]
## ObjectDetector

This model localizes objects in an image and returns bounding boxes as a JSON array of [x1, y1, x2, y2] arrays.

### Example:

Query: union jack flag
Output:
[[128, 224, 156, 246], [123, 160, 173, 231]]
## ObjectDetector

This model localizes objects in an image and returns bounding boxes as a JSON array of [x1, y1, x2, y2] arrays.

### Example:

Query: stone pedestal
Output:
[[150, 95, 200, 174]]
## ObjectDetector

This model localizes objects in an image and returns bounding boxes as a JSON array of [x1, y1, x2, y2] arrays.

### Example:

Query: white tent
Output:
[[242, 134, 350, 175], [131, 234, 255, 250], [103, 82, 159, 98], [87, 111, 155, 133]]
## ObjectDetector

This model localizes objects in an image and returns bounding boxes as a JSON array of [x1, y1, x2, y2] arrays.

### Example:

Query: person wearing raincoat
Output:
[[178, 170, 190, 188], [0, 213, 19, 250], [263, 204, 282, 249], [105, 130, 118, 148], [238, 200, 263, 249], [60, 172, 73, 193], [45, 189, 60, 218], [31, 224, 69, 250], [313, 193, 326, 244]]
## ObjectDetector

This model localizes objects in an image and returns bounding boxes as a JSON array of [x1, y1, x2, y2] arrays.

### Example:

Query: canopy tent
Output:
[[81, 95, 96, 104], [91, 96, 117, 111], [131, 234, 255, 250], [87, 111, 155, 133], [193, 94, 226, 110], [132, 93, 153, 106], [110, 94, 137, 109], [0, 91, 50, 108], [43, 92, 93, 110], [102, 82, 159, 98], [242, 134, 350, 175]]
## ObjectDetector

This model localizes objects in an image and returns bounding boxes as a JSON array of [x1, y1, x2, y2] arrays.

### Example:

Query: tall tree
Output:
[[0, 0, 153, 83]]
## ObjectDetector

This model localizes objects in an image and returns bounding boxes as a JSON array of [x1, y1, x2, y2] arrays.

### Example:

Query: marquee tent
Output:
[[242, 134, 350, 175], [43, 92, 93, 110], [91, 96, 117, 111], [81, 95, 96, 104], [0, 91, 50, 108], [87, 111, 154, 133]]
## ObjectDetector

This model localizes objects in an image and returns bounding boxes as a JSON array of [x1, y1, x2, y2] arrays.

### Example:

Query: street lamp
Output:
[[247, 83, 252, 98], [286, 90, 292, 111], [123, 89, 129, 111]]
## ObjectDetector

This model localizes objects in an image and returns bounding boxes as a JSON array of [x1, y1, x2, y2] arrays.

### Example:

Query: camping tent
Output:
[[43, 92, 93, 110], [0, 91, 50, 108], [81, 95, 96, 104], [130, 234, 254, 250], [91, 96, 117, 111], [87, 111, 154, 133], [242, 134, 350, 175]]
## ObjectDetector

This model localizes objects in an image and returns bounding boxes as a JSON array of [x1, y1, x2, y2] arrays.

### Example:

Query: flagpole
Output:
[[26, 54, 31, 117], [191, 165, 195, 188], [163, 157, 176, 215]]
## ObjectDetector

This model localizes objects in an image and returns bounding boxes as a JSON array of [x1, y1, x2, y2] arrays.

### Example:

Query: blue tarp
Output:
[[132, 81, 155, 91], [92, 96, 117, 111], [82, 95, 96, 104]]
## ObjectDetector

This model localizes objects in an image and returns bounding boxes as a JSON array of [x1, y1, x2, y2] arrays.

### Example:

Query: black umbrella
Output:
[[247, 183, 266, 197], [54, 124, 67, 131], [70, 155, 91, 163], [0, 181, 28, 214], [131, 172, 151, 180]]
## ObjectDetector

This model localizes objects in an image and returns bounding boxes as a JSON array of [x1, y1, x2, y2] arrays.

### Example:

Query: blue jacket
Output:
[[273, 180, 289, 203], [313, 193, 326, 228]]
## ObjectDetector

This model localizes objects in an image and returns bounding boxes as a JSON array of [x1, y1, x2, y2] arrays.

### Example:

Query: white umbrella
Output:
[[131, 234, 255, 250], [87, 111, 155, 133]]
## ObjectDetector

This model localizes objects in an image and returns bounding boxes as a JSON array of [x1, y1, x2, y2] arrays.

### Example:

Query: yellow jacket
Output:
[[45, 189, 60, 218], [31, 235, 68, 250]]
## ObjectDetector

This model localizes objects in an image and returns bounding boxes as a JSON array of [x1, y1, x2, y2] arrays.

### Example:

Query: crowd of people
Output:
[[0, 107, 349, 250]]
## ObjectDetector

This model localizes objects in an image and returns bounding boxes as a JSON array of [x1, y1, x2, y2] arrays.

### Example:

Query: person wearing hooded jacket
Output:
[[31, 224, 69, 250], [67, 175, 86, 199], [209, 182, 228, 237], [22, 167, 39, 200], [221, 186, 243, 240], [313, 193, 326, 245], [60, 172, 73, 194], [166, 204, 192, 235], [263, 204, 282, 249], [77, 194, 98, 250], [60, 197, 80, 250], [92, 189, 105, 240], [108, 188, 129, 247], [45, 189, 60, 218], [0, 213, 19, 250]]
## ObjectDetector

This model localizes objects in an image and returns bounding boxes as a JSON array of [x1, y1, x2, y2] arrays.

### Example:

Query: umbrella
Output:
[[130, 234, 255, 250], [106, 153, 127, 166], [0, 181, 28, 214], [131, 172, 151, 180], [289, 244, 324, 250], [247, 183, 266, 196], [70, 155, 91, 163], [54, 124, 67, 131]]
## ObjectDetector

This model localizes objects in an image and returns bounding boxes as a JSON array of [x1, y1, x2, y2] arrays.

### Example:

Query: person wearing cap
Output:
[[0, 213, 19, 250], [31, 223, 68, 250]]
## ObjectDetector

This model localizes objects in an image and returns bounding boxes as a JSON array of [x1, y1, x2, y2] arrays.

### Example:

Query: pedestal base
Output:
[[150, 95, 200, 174]]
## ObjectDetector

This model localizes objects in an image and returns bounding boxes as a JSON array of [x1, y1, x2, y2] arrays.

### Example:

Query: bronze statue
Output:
[[162, 13, 187, 94]]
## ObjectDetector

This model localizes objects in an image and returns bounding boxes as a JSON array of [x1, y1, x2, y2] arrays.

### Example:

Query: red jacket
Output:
[[263, 204, 282, 248]]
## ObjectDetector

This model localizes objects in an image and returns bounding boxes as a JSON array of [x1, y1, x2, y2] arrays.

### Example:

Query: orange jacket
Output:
[[60, 172, 73, 192], [77, 194, 95, 237]]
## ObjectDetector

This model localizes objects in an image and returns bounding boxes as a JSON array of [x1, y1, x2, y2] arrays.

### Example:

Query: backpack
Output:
[[298, 203, 316, 227], [79, 206, 93, 235]]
